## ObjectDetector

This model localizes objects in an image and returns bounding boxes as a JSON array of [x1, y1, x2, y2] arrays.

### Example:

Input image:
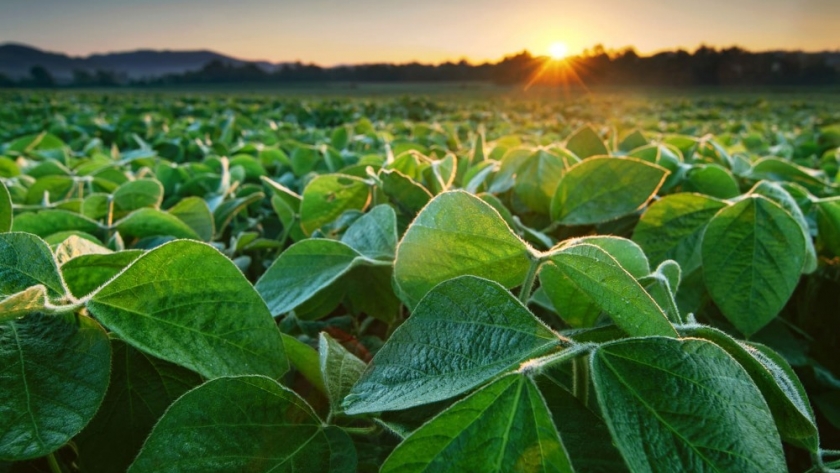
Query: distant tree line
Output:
[[1, 45, 838, 88]]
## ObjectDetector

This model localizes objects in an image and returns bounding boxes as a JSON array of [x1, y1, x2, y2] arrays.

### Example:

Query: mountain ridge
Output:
[[0, 43, 278, 80]]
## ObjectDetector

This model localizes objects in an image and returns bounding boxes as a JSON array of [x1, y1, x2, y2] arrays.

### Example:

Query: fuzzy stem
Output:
[[518, 256, 541, 304], [573, 355, 590, 406]]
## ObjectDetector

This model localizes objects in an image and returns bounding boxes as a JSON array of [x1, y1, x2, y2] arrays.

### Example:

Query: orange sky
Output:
[[1, 0, 838, 65]]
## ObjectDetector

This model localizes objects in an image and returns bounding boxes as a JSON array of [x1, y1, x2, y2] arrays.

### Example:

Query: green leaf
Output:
[[618, 130, 648, 153], [569, 236, 650, 278], [539, 263, 601, 328], [25, 176, 75, 205], [546, 244, 676, 337], [74, 339, 202, 473], [749, 157, 827, 192], [12, 210, 100, 239], [565, 125, 608, 159], [0, 313, 111, 460], [343, 276, 562, 415], [512, 149, 573, 214], [300, 174, 370, 235], [632, 193, 727, 272], [702, 196, 805, 336], [537, 376, 629, 473], [591, 337, 786, 473], [60, 250, 143, 299], [340, 204, 397, 260], [87, 240, 287, 379], [281, 333, 326, 394], [115, 208, 201, 240], [0, 180, 11, 233], [816, 197, 840, 256], [550, 157, 667, 225], [393, 191, 533, 309], [683, 164, 740, 199], [256, 239, 364, 317], [320, 332, 367, 416], [0, 233, 65, 298], [680, 325, 818, 451], [128, 376, 356, 473], [113, 179, 164, 213], [379, 169, 432, 214], [381, 375, 573, 473], [167, 196, 214, 242], [749, 180, 817, 274]]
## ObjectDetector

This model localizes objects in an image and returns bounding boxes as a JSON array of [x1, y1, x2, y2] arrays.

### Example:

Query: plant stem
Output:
[[47, 453, 62, 473], [518, 256, 541, 304], [573, 355, 590, 406]]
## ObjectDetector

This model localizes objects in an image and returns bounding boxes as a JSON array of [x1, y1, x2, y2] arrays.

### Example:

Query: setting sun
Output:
[[548, 42, 569, 59]]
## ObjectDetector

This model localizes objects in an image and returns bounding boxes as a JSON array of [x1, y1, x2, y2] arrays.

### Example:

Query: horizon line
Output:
[[2, 40, 839, 69]]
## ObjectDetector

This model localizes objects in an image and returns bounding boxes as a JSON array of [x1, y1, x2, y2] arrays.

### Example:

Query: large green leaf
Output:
[[393, 191, 533, 309], [113, 179, 164, 213], [300, 174, 370, 235], [340, 204, 397, 260], [343, 276, 562, 415], [511, 149, 572, 214], [680, 325, 818, 451], [702, 196, 805, 336], [167, 196, 215, 242], [0, 313, 111, 460], [565, 125, 608, 159], [379, 169, 432, 214], [633, 193, 727, 272], [12, 210, 100, 239], [538, 237, 650, 328], [591, 337, 786, 473], [87, 240, 287, 379], [0, 180, 11, 233], [550, 157, 667, 225], [74, 339, 202, 473], [749, 181, 816, 274], [320, 332, 367, 416], [60, 250, 144, 298], [545, 244, 676, 337], [256, 238, 366, 317], [115, 208, 201, 240], [0, 232, 65, 299], [128, 376, 356, 473], [381, 375, 573, 473]]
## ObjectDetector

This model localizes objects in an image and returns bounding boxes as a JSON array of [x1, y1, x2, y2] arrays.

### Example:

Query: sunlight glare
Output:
[[548, 42, 569, 60]]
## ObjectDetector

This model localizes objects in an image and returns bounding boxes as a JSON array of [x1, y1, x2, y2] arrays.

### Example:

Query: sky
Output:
[[1, 0, 838, 65]]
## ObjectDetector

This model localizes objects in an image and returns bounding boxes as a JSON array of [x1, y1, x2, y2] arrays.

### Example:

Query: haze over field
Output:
[[1, 0, 838, 66]]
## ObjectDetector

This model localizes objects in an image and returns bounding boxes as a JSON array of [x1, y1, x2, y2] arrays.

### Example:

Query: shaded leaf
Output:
[[0, 313, 110, 460], [128, 376, 356, 473]]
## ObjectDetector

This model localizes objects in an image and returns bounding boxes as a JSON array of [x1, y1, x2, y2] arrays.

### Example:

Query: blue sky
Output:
[[1, 0, 838, 65]]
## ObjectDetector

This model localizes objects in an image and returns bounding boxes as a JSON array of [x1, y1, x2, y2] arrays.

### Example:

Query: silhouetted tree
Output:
[[29, 65, 55, 87]]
